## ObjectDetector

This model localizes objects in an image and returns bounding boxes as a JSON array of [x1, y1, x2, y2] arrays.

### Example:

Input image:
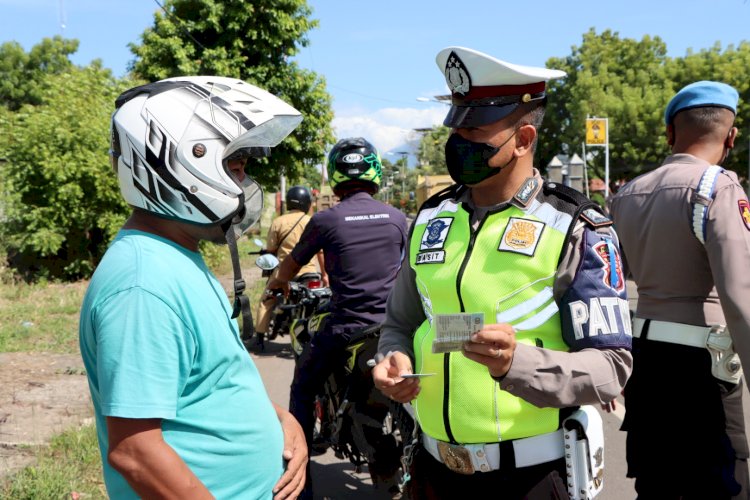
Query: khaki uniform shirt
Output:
[[609, 153, 750, 370], [379, 172, 632, 408], [267, 211, 318, 277]]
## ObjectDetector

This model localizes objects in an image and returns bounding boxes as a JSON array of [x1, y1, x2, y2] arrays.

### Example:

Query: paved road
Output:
[[250, 282, 750, 500]]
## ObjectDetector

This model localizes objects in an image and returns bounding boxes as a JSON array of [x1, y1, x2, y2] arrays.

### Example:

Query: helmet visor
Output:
[[223, 115, 303, 160]]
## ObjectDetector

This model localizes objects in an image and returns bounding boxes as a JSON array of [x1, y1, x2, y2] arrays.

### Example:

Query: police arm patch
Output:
[[738, 200, 750, 231], [559, 228, 632, 351]]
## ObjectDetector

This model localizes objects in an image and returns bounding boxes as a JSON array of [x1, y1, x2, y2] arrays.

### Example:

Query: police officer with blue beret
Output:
[[373, 47, 633, 499], [610, 81, 750, 498]]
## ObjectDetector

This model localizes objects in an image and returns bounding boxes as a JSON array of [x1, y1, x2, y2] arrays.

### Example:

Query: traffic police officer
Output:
[[609, 81, 750, 498], [373, 47, 633, 499]]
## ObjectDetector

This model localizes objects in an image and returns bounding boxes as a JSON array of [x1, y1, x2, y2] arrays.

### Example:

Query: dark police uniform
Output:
[[610, 81, 750, 499], [378, 46, 633, 499]]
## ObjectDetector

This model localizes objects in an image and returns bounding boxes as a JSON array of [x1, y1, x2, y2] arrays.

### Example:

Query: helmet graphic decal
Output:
[[111, 76, 302, 232]]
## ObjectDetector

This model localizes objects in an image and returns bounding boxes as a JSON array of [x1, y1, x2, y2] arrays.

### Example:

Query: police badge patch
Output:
[[420, 217, 453, 251], [739, 200, 750, 231], [498, 218, 545, 256], [444, 51, 471, 96]]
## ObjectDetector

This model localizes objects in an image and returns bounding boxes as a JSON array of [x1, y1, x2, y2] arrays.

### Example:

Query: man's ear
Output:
[[726, 126, 738, 149], [514, 124, 537, 157], [666, 124, 675, 146]]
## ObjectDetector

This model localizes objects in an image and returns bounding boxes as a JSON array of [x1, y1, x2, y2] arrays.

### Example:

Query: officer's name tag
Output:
[[432, 313, 484, 353]]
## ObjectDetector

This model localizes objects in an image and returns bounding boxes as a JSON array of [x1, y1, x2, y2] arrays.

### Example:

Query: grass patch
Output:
[[0, 235, 269, 354], [1, 424, 106, 500], [0, 280, 87, 354]]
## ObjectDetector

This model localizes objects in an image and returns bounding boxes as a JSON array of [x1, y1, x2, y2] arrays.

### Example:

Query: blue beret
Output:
[[665, 81, 739, 124]]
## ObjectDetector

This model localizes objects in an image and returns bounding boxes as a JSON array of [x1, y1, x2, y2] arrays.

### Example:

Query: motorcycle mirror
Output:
[[255, 253, 279, 271], [253, 238, 264, 248]]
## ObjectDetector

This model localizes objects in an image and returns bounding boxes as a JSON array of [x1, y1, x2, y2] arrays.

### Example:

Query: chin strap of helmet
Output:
[[225, 227, 255, 341]]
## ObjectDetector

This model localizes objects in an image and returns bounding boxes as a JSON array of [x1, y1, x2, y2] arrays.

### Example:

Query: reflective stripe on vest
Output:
[[410, 198, 569, 444]]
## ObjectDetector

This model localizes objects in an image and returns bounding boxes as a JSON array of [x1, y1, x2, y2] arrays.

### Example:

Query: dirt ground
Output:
[[0, 352, 91, 479], [0, 267, 262, 482]]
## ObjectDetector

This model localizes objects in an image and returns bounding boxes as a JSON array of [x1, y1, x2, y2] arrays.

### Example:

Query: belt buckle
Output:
[[437, 441, 475, 475]]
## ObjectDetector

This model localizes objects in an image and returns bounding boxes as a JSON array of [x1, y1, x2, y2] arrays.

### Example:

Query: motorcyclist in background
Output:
[[268, 137, 408, 499], [253, 186, 326, 339]]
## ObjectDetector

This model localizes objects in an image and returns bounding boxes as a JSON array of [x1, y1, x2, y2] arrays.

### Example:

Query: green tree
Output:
[[542, 29, 673, 183], [0, 36, 79, 111], [666, 42, 750, 180], [1, 64, 132, 280], [416, 126, 450, 175], [129, 0, 335, 188]]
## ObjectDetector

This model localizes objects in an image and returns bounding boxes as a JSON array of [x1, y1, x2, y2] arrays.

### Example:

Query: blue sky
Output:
[[2, 0, 749, 157]]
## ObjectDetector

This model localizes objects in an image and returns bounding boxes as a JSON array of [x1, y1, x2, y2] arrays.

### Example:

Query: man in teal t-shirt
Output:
[[79, 77, 307, 498]]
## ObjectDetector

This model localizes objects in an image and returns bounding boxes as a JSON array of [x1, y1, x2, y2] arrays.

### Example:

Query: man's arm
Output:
[[107, 417, 213, 499], [469, 223, 633, 408], [316, 251, 328, 286], [706, 178, 750, 372], [267, 255, 302, 294], [271, 403, 306, 500], [373, 252, 425, 403]]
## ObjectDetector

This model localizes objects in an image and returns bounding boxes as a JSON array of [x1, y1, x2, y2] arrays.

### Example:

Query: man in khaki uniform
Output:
[[610, 81, 750, 498], [254, 186, 323, 335]]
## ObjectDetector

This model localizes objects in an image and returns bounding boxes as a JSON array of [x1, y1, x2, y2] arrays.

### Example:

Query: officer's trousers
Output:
[[623, 327, 750, 499], [407, 446, 569, 499]]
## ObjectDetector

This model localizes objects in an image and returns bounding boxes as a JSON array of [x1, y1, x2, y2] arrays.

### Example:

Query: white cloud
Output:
[[332, 106, 446, 155]]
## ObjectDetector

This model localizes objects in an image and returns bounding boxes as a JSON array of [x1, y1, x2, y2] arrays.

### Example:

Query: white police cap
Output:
[[436, 47, 566, 128]]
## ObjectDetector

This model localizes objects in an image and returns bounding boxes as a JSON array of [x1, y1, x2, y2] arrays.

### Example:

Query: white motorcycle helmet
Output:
[[110, 76, 303, 238]]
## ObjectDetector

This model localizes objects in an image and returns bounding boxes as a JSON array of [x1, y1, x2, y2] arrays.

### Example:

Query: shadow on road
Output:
[[311, 457, 396, 499], [245, 337, 295, 359]]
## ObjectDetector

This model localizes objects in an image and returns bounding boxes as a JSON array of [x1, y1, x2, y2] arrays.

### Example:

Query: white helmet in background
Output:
[[110, 76, 303, 237]]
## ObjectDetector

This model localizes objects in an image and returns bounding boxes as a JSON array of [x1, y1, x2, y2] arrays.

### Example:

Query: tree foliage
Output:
[[540, 29, 673, 181], [0, 36, 79, 111], [541, 29, 750, 184], [416, 126, 450, 175], [1, 64, 132, 280], [129, 0, 335, 188]]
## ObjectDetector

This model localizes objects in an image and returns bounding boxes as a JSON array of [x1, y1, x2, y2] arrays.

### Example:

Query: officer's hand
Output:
[[462, 323, 516, 378], [266, 277, 290, 297], [372, 352, 420, 403]]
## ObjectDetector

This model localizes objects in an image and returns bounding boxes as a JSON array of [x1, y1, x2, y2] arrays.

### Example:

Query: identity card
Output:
[[432, 313, 484, 353]]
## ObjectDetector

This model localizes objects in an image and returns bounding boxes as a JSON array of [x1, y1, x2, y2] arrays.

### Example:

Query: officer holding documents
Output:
[[609, 81, 750, 498], [372, 47, 633, 499]]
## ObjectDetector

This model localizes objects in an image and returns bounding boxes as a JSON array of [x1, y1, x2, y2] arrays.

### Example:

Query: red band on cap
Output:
[[460, 82, 546, 100]]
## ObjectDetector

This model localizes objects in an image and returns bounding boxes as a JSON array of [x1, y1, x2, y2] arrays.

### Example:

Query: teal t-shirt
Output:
[[79, 230, 284, 499]]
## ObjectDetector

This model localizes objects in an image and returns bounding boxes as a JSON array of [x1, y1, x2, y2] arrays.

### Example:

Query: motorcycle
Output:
[[250, 239, 328, 350], [290, 307, 412, 497]]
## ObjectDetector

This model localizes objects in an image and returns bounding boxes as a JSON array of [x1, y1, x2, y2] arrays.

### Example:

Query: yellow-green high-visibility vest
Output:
[[410, 190, 570, 444]]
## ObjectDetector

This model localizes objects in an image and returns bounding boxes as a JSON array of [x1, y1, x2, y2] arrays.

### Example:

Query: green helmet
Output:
[[327, 137, 382, 193]]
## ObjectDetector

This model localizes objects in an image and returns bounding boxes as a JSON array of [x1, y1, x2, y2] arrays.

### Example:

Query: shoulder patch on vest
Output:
[[579, 208, 613, 228]]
